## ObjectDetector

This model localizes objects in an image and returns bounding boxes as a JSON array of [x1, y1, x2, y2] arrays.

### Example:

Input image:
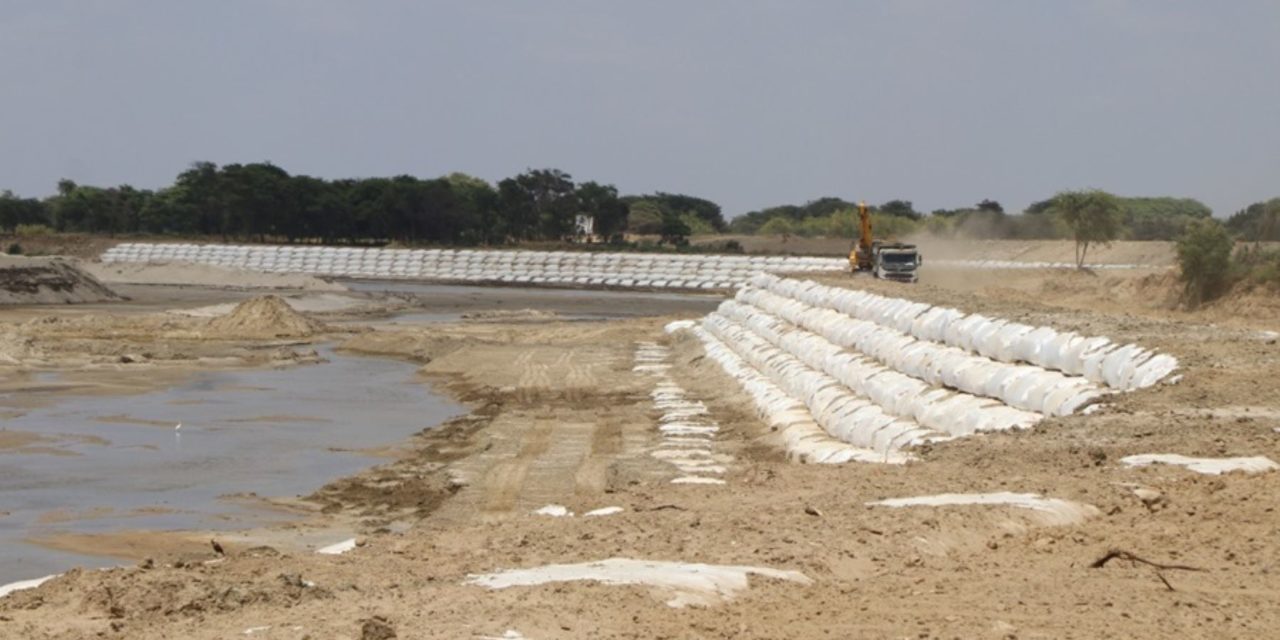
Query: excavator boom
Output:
[[849, 201, 873, 271]]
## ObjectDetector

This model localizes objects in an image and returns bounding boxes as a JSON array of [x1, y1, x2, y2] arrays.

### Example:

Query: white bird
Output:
[[175, 423, 182, 431]]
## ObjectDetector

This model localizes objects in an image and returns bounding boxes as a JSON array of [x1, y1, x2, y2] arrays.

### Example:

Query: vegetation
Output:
[[727, 197, 856, 234], [735, 192, 1220, 243], [1231, 246, 1280, 289], [0, 163, 720, 248], [4, 164, 1276, 252], [1119, 197, 1212, 240], [1226, 198, 1280, 243], [1049, 190, 1123, 268], [1176, 219, 1235, 306]]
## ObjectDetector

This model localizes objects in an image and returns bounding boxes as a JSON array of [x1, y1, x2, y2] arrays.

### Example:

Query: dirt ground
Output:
[[698, 235, 1180, 266], [1, 249, 1279, 639]]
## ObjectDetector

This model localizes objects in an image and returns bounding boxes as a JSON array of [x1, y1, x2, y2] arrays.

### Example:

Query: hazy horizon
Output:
[[1, 1, 1276, 218]]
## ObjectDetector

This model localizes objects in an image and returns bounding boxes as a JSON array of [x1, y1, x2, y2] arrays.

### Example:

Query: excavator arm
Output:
[[849, 201, 873, 271]]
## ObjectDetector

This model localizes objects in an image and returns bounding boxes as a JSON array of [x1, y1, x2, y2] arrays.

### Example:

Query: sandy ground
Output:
[[699, 235, 1180, 265], [84, 261, 348, 292], [1, 250, 1279, 638]]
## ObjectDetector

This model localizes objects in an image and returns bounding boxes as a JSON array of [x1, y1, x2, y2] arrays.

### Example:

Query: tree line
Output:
[[729, 194, 1276, 244], [2, 163, 1275, 249], [0, 162, 726, 246]]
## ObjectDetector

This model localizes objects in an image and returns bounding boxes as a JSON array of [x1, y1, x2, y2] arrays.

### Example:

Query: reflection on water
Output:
[[0, 346, 463, 583]]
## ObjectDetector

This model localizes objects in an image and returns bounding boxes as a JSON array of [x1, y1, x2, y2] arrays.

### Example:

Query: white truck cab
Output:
[[872, 242, 921, 283]]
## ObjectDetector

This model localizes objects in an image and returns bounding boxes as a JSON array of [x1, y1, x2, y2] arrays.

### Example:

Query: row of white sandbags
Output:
[[736, 287, 1104, 416], [717, 300, 1041, 436], [751, 274, 1178, 390], [105, 242, 842, 268], [690, 327, 903, 464], [704, 313, 940, 456], [101, 244, 846, 291], [102, 243, 842, 274]]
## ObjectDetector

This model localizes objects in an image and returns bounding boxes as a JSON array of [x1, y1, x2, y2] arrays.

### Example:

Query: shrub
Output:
[[1176, 219, 1234, 306], [5, 242, 21, 255], [1233, 246, 1280, 289], [15, 224, 52, 237], [757, 217, 796, 236]]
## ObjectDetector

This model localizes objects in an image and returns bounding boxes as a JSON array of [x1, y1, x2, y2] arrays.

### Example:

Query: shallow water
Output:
[[0, 346, 463, 583]]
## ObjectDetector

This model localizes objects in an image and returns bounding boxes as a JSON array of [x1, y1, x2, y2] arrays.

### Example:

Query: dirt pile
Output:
[[0, 256, 122, 305], [207, 295, 329, 339]]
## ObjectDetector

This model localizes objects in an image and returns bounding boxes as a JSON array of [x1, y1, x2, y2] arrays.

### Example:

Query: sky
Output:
[[1, 1, 1277, 218]]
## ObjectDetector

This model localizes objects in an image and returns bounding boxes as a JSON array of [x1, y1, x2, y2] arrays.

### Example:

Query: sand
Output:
[[84, 261, 347, 292], [206, 295, 330, 339], [0, 256, 122, 305], [0, 239, 1278, 638]]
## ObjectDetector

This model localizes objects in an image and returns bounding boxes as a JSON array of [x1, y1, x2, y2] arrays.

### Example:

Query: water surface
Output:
[[0, 346, 462, 582]]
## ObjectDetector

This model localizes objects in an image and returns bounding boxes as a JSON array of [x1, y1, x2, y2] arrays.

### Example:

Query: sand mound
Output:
[[0, 256, 122, 305], [207, 295, 328, 338]]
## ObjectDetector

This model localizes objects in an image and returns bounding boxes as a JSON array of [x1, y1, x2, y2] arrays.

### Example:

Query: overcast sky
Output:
[[1, 1, 1276, 217]]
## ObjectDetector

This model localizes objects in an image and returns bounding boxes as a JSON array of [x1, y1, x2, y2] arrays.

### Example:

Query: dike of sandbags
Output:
[[703, 314, 935, 458], [734, 287, 1103, 416], [692, 326, 906, 464], [100, 243, 847, 291], [714, 299, 1042, 435], [750, 274, 1178, 391], [684, 275, 1179, 464]]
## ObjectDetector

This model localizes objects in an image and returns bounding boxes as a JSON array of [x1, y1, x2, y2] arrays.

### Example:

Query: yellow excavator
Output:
[[848, 201, 922, 283]]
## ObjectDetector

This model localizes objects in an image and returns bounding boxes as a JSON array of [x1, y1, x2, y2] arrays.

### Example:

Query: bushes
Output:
[[1232, 246, 1280, 289], [15, 224, 52, 237], [1176, 219, 1234, 306], [1176, 220, 1280, 307], [5, 242, 21, 255]]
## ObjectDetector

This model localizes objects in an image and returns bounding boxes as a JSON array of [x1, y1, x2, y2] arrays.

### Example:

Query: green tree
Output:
[[576, 181, 628, 239], [642, 193, 724, 231], [660, 211, 691, 245], [1226, 198, 1280, 244], [1119, 197, 1211, 240], [1053, 190, 1123, 268], [446, 173, 501, 244], [757, 216, 796, 237], [497, 169, 577, 240], [626, 200, 664, 235], [976, 199, 1004, 214], [0, 191, 49, 232], [173, 161, 229, 236], [878, 200, 920, 220], [1176, 218, 1234, 306]]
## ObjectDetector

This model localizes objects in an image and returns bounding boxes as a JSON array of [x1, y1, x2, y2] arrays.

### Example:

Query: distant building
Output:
[[573, 214, 596, 242]]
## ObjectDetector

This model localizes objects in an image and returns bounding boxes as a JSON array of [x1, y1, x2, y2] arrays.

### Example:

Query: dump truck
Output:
[[869, 241, 921, 283], [849, 201, 922, 282]]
